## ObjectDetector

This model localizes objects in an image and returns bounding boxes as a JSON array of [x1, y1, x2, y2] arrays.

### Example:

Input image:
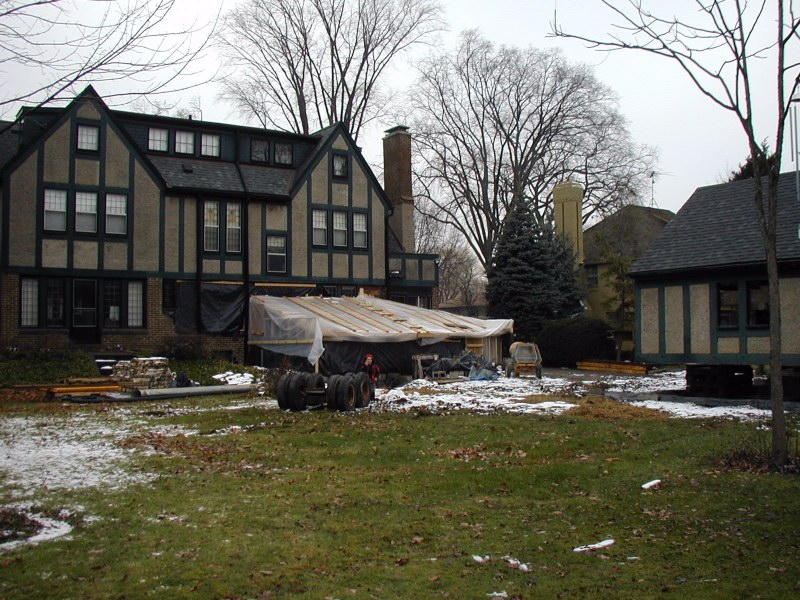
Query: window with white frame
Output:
[[77, 125, 99, 151], [226, 204, 241, 253], [312, 209, 327, 246], [21, 279, 38, 327], [204, 201, 219, 251], [75, 191, 98, 233], [44, 189, 67, 231], [148, 128, 169, 152], [201, 133, 221, 157], [128, 281, 144, 327], [106, 194, 127, 235], [175, 130, 194, 154], [353, 213, 367, 248], [333, 211, 347, 247], [266, 235, 287, 273]]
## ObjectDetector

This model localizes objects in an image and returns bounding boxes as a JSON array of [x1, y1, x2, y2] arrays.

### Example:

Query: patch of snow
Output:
[[629, 400, 770, 420], [574, 538, 615, 553], [0, 504, 74, 552], [641, 479, 662, 490], [213, 371, 256, 386]]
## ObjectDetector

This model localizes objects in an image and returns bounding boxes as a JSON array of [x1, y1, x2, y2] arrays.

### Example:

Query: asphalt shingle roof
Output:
[[629, 172, 800, 277], [0, 121, 20, 172], [583, 205, 674, 265]]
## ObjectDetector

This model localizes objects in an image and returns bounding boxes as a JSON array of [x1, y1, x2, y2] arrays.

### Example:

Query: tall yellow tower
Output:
[[552, 181, 584, 265]]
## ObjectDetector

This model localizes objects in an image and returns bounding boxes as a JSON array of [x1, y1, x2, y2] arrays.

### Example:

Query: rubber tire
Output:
[[277, 372, 293, 410], [353, 372, 372, 408], [336, 374, 357, 412], [286, 373, 308, 411], [326, 374, 342, 410], [307, 372, 326, 391]]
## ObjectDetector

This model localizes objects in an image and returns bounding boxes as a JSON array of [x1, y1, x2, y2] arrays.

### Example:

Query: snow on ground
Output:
[[0, 367, 778, 549]]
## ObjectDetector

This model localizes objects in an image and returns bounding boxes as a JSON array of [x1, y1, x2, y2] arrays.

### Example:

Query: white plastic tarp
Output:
[[248, 294, 513, 364]]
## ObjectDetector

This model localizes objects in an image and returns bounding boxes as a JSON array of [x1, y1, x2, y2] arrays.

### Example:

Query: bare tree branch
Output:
[[0, 0, 219, 115], [216, 0, 444, 140], [409, 31, 655, 274]]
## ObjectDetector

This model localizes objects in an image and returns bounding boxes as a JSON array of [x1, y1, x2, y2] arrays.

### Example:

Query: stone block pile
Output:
[[112, 357, 175, 389]]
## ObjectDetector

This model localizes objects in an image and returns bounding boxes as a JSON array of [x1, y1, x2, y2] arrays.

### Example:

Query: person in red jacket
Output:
[[359, 353, 381, 401]]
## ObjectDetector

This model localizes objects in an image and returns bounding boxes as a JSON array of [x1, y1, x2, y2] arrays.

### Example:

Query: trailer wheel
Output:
[[336, 374, 357, 411], [286, 373, 308, 411], [307, 372, 326, 391], [353, 372, 372, 407], [277, 373, 293, 410], [326, 374, 342, 409]]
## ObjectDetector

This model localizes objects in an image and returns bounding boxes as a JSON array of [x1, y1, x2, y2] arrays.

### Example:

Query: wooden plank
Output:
[[577, 361, 649, 375]]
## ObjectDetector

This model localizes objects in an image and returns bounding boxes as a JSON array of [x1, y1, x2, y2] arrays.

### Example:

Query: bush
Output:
[[536, 317, 615, 368], [0, 348, 96, 386]]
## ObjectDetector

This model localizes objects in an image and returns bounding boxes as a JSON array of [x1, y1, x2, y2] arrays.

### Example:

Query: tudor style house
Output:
[[0, 86, 437, 362], [629, 174, 800, 397]]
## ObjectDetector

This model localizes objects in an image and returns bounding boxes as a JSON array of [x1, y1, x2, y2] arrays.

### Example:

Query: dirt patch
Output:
[[565, 395, 668, 420]]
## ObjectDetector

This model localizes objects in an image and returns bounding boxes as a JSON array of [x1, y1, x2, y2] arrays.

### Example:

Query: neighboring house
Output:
[[629, 174, 800, 396], [0, 86, 437, 362], [582, 205, 675, 324]]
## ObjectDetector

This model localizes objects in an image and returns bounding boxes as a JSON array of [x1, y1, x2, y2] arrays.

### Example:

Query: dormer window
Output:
[[175, 131, 194, 154], [333, 153, 348, 178], [251, 139, 269, 163], [148, 128, 169, 152], [77, 125, 99, 151], [275, 142, 293, 165], [201, 133, 220, 157]]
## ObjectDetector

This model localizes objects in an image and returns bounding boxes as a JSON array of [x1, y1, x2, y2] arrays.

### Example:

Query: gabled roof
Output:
[[629, 172, 800, 277], [583, 204, 674, 265]]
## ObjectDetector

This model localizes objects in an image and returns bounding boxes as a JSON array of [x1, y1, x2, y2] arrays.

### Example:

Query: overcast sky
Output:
[[8, 0, 794, 215]]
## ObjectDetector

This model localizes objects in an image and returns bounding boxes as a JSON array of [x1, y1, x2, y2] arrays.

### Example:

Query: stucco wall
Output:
[[664, 285, 684, 354], [689, 284, 710, 354], [292, 185, 308, 277], [43, 123, 69, 183], [640, 287, 660, 354], [781, 277, 800, 354], [8, 152, 37, 267], [164, 197, 180, 273], [718, 337, 740, 354], [105, 128, 129, 188], [132, 161, 160, 271]]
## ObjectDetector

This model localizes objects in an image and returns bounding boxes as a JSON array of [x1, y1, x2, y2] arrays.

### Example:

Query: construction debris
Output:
[[111, 357, 175, 390]]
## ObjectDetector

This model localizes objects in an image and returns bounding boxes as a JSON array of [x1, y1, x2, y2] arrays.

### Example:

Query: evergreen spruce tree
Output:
[[486, 199, 582, 341]]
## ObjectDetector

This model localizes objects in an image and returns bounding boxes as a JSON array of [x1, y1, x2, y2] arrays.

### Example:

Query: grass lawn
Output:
[[1, 395, 799, 599]]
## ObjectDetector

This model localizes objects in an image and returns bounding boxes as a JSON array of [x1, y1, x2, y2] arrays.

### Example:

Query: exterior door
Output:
[[70, 279, 99, 343]]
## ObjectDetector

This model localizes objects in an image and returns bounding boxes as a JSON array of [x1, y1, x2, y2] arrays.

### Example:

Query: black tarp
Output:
[[318, 340, 463, 376], [175, 282, 246, 335]]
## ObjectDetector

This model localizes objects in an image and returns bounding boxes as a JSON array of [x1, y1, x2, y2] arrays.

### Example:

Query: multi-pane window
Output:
[[201, 133, 221, 157], [21, 279, 38, 327], [226, 204, 241, 253], [77, 125, 99, 151], [333, 154, 348, 178], [72, 279, 97, 327], [266, 235, 287, 273], [586, 264, 599, 289], [75, 191, 98, 233], [204, 201, 219, 251], [251, 139, 268, 162], [44, 189, 67, 231], [333, 211, 347, 247], [104, 281, 122, 327], [312, 210, 327, 246], [128, 281, 144, 327], [747, 281, 769, 327], [275, 142, 293, 165], [148, 128, 169, 152], [353, 213, 367, 248], [341, 285, 357, 297], [106, 194, 127, 235], [46, 280, 64, 327], [175, 130, 194, 154], [717, 283, 739, 329]]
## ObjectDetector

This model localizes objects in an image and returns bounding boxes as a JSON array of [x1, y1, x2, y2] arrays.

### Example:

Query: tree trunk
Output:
[[765, 202, 787, 467]]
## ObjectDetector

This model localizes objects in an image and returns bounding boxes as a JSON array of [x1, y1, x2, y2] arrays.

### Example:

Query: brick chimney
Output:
[[552, 181, 584, 265], [383, 125, 415, 252]]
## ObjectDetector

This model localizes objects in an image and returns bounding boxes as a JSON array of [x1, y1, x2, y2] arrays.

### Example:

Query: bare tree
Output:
[[415, 199, 485, 312], [553, 0, 799, 466], [217, 0, 444, 140], [0, 0, 217, 115], [409, 31, 655, 274]]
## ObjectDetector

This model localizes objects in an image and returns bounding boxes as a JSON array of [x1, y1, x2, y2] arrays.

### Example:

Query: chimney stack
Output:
[[383, 126, 415, 252], [552, 181, 584, 265]]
